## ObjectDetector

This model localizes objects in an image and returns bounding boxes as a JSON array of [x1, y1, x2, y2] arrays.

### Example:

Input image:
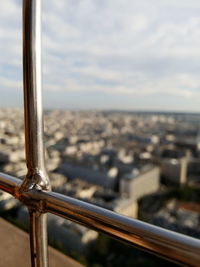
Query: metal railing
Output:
[[0, 1, 200, 266]]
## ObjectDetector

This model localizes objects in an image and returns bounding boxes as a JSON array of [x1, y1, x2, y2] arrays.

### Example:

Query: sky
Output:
[[0, 0, 200, 112]]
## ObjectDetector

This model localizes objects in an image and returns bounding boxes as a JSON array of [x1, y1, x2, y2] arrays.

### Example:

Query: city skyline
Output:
[[0, 0, 200, 111]]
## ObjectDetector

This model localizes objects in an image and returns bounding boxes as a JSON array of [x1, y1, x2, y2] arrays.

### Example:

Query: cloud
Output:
[[0, 0, 200, 110]]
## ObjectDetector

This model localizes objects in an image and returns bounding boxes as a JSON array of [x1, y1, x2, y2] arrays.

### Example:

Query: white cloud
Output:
[[0, 76, 22, 90], [0, 0, 200, 110]]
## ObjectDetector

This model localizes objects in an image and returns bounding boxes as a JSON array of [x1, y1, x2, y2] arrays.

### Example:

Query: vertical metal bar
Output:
[[22, 0, 50, 192], [29, 210, 48, 267], [21, 1, 51, 266]]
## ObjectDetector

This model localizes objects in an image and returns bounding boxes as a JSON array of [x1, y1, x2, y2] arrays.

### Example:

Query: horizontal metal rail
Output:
[[1, 172, 200, 266]]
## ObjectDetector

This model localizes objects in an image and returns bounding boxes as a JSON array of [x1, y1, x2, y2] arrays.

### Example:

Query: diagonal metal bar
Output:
[[1, 173, 200, 267]]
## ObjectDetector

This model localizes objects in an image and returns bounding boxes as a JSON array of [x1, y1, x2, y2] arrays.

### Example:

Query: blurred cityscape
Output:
[[1, 108, 200, 266]]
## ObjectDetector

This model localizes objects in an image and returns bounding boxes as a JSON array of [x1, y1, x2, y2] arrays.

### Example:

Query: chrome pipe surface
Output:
[[21, 0, 50, 192], [0, 172, 22, 196], [1, 173, 200, 266], [23, 190, 200, 267], [29, 210, 49, 267], [21, 1, 50, 266]]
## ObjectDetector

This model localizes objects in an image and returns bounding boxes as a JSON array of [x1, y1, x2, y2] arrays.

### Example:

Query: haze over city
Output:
[[1, 0, 200, 111]]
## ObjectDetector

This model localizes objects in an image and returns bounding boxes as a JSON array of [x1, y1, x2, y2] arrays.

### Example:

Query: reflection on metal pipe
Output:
[[0, 173, 200, 266], [29, 210, 48, 267], [21, 1, 50, 267], [25, 189, 200, 267], [21, 0, 50, 193], [1, 174, 200, 266], [0, 172, 21, 196]]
